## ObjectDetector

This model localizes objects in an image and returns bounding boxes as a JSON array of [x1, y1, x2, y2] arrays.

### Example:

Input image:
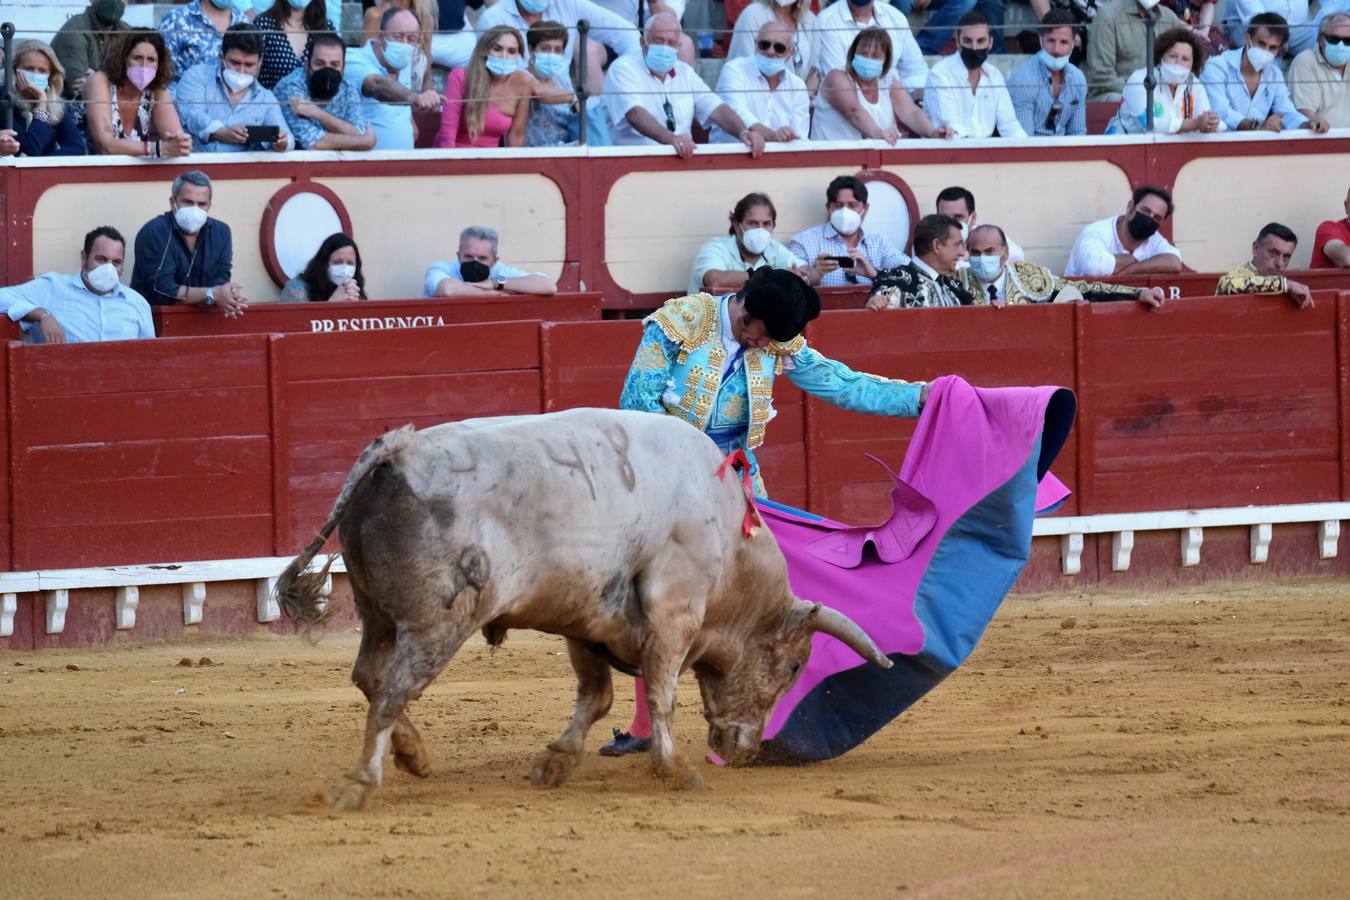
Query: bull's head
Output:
[[695, 600, 891, 766]]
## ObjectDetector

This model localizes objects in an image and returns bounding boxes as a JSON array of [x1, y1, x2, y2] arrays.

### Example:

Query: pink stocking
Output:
[[628, 677, 652, 738]]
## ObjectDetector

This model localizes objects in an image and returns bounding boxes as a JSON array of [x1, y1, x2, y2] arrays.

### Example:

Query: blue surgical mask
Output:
[[1325, 40, 1350, 67], [485, 55, 519, 77], [518, 0, 550, 12], [754, 52, 786, 77], [19, 69, 50, 91], [532, 51, 569, 79], [287, 0, 309, 8], [968, 254, 1004, 284], [644, 43, 678, 73], [851, 55, 884, 80], [1037, 48, 1069, 71], [381, 39, 415, 70]]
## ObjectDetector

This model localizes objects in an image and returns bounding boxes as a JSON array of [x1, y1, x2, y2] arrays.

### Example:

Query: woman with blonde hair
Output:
[[6, 40, 87, 156], [433, 25, 533, 148], [82, 28, 192, 157], [727, 0, 821, 90]]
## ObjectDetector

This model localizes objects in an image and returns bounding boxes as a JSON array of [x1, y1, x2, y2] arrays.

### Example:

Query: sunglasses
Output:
[[662, 99, 675, 132], [1327, 35, 1350, 45], [757, 39, 790, 54]]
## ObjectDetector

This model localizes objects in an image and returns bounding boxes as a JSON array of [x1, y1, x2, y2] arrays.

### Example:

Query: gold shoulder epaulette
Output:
[[645, 293, 719, 363]]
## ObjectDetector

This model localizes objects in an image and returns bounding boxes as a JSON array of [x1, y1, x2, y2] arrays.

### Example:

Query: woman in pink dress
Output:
[[433, 25, 533, 148]]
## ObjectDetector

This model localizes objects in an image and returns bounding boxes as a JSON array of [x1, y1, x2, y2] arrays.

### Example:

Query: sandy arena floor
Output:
[[1, 580, 1348, 899]]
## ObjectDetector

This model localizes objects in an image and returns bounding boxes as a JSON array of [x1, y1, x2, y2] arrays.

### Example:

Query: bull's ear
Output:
[[810, 606, 893, 669], [780, 599, 821, 636]]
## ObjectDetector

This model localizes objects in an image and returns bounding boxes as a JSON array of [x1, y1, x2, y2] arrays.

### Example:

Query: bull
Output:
[[276, 408, 890, 810]]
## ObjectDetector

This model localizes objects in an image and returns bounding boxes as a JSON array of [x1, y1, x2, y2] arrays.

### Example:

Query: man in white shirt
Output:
[[604, 13, 765, 157], [936, 185, 1025, 264], [813, 0, 928, 93], [1064, 185, 1184, 278], [476, 0, 640, 95], [1225, 0, 1316, 55], [712, 20, 810, 143], [923, 12, 1026, 138]]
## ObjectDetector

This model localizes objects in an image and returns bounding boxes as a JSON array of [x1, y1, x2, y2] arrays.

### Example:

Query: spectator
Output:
[[1216, 223, 1314, 307], [51, 0, 129, 100], [958, 223, 1164, 306], [425, 226, 558, 296], [0, 226, 153, 345], [254, 0, 338, 90], [924, 12, 1027, 138], [1064, 184, 1183, 277], [1289, 13, 1350, 130], [281, 233, 369, 301], [1085, 0, 1182, 101], [430, 0, 479, 72], [273, 32, 375, 150], [345, 8, 442, 149], [131, 171, 248, 317], [0, 131, 17, 157], [176, 23, 293, 153], [475, 0, 641, 96], [814, 0, 929, 93], [713, 21, 811, 144], [1106, 28, 1223, 133], [787, 175, 910, 288], [1161, 0, 1224, 54], [83, 29, 193, 158], [160, 0, 251, 84], [5, 41, 87, 157], [604, 13, 765, 158], [867, 215, 975, 309], [811, 29, 952, 142], [935, 186, 1025, 263], [363, 0, 440, 89], [1202, 13, 1324, 132], [434, 26, 533, 148], [522, 20, 612, 147], [1008, 9, 1088, 136], [589, 0, 697, 65], [689, 192, 821, 294], [1311, 187, 1350, 269], [1225, 0, 1315, 54], [728, 0, 820, 90]]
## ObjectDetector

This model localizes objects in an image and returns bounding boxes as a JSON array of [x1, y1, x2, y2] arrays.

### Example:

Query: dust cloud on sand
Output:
[[1, 580, 1348, 898]]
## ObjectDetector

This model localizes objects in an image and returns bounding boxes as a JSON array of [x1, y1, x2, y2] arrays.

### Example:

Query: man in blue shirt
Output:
[[1007, 9, 1088, 137], [345, 8, 441, 150], [424, 226, 558, 297], [1202, 13, 1324, 133], [0, 226, 154, 344], [272, 31, 374, 151], [175, 23, 292, 153], [130, 170, 248, 317]]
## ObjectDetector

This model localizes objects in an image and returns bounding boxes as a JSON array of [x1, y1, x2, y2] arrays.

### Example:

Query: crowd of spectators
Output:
[[1, 0, 1347, 159]]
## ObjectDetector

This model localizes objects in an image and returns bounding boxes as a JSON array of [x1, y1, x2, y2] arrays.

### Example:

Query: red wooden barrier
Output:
[[153, 292, 603, 338], [9, 335, 274, 569], [0, 343, 10, 571]]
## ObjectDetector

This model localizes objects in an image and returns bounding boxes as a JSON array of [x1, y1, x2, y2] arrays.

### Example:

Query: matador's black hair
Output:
[[739, 267, 821, 343]]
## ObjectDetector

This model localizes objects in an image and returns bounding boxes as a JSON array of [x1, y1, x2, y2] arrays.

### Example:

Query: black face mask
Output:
[[959, 46, 989, 70], [308, 67, 343, 102], [459, 260, 491, 283], [95, 0, 126, 26], [1126, 211, 1161, 241]]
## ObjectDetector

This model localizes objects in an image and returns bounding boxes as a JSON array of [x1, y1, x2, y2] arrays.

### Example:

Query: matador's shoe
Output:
[[598, 727, 652, 756]]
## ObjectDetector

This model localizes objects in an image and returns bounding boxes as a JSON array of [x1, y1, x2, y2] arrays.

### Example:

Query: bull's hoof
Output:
[[393, 749, 432, 778], [529, 749, 578, 788], [329, 782, 372, 812]]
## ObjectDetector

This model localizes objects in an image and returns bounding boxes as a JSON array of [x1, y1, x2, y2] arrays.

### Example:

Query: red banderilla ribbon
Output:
[[715, 449, 763, 539]]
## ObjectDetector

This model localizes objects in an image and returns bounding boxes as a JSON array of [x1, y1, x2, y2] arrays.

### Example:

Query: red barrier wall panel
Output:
[[0, 343, 10, 572], [805, 305, 1079, 523], [1080, 295, 1340, 513], [276, 322, 544, 552], [10, 336, 274, 568]]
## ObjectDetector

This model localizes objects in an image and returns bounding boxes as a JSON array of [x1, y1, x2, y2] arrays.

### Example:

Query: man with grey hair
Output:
[[604, 12, 765, 158], [131, 170, 248, 316], [1290, 12, 1350, 130], [424, 226, 557, 297]]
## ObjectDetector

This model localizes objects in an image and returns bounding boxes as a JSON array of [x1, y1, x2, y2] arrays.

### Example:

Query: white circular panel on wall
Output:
[[272, 192, 345, 279], [859, 180, 913, 255]]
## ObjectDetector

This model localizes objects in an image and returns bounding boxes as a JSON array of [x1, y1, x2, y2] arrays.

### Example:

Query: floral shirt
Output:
[[160, 1, 246, 84], [271, 66, 367, 150]]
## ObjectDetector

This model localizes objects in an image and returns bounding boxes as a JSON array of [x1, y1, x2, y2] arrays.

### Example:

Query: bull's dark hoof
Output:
[[598, 728, 652, 757]]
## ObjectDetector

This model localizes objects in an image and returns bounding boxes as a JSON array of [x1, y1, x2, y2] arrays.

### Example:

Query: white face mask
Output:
[[85, 261, 121, 294], [740, 227, 772, 257], [174, 204, 208, 234], [221, 67, 255, 92], [1245, 45, 1276, 71], [328, 263, 357, 285], [1137, 0, 1162, 9], [830, 207, 862, 236], [1160, 61, 1191, 84], [774, 0, 797, 6]]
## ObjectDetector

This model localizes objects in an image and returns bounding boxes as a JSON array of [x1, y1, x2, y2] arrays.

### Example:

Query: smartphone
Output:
[[245, 125, 281, 145], [827, 255, 855, 269]]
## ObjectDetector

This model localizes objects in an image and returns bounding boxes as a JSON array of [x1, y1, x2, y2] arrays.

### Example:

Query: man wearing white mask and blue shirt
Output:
[[1203, 13, 1324, 133], [345, 8, 442, 150], [712, 20, 810, 144], [175, 23, 292, 153], [1008, 9, 1087, 136], [476, 0, 640, 95], [604, 13, 765, 158], [160, 0, 254, 85], [0, 227, 154, 345], [787, 175, 909, 289]]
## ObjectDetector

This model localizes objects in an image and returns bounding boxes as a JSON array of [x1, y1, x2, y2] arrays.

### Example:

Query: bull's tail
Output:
[[276, 425, 418, 637]]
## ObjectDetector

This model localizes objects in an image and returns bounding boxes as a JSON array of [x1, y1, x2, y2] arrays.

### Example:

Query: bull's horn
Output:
[[810, 606, 893, 669]]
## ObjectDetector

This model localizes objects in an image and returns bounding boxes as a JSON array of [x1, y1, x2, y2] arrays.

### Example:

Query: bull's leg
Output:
[[391, 713, 432, 777], [334, 622, 466, 811], [530, 638, 614, 788], [350, 624, 433, 778], [639, 647, 705, 790]]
